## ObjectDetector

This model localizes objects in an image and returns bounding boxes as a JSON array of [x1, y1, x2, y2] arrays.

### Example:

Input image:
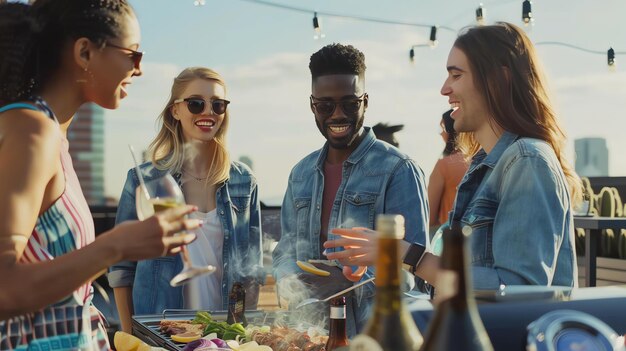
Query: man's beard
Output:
[[316, 117, 364, 150]]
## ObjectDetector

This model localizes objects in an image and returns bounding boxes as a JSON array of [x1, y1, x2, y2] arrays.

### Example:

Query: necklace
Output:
[[182, 169, 208, 182]]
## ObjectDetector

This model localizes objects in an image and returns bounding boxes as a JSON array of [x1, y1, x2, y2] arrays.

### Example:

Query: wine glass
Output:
[[136, 173, 216, 287]]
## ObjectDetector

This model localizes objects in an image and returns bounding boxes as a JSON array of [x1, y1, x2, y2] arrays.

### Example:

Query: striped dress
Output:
[[0, 99, 110, 350]]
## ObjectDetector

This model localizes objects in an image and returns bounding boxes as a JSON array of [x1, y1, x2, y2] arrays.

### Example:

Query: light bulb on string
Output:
[[429, 26, 438, 48], [476, 3, 485, 25], [409, 48, 415, 64], [522, 0, 533, 26], [193, 0, 205, 6], [313, 12, 326, 40], [608, 47, 616, 71]]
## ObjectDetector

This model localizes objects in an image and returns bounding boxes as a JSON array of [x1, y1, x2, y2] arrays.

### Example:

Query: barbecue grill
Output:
[[131, 309, 316, 350]]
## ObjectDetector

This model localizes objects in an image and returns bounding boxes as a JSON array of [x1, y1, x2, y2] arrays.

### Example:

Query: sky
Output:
[[103, 0, 626, 205]]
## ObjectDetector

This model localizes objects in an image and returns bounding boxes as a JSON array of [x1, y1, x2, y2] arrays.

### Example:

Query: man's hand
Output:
[[324, 227, 378, 281]]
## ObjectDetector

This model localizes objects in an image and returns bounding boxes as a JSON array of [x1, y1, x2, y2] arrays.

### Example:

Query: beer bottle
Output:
[[326, 296, 349, 350], [352, 214, 422, 351], [226, 282, 247, 326], [419, 222, 493, 351]]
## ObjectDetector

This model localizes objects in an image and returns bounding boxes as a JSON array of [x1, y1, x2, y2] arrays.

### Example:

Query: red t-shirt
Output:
[[320, 161, 343, 250]]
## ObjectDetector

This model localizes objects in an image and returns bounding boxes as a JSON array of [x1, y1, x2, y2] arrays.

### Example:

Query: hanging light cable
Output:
[[522, 0, 533, 26], [409, 44, 430, 64], [476, 3, 485, 25], [313, 12, 326, 39]]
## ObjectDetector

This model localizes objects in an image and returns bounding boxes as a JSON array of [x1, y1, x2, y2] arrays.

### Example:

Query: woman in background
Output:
[[109, 67, 264, 333], [427, 109, 468, 234]]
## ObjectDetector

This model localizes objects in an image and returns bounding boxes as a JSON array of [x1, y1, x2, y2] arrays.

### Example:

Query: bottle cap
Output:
[[376, 214, 405, 239]]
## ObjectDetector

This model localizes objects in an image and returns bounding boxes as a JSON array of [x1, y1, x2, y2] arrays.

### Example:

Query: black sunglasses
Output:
[[173, 97, 230, 115], [310, 93, 366, 118], [105, 43, 144, 70]]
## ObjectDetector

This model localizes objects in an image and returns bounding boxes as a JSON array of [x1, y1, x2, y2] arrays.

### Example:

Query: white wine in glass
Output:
[[135, 173, 215, 287]]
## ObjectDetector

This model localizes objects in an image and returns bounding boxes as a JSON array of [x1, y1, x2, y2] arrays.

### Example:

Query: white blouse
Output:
[[183, 209, 225, 311]]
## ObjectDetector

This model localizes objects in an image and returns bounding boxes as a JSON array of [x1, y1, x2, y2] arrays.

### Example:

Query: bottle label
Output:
[[349, 335, 383, 351], [436, 269, 458, 303], [330, 306, 346, 319]]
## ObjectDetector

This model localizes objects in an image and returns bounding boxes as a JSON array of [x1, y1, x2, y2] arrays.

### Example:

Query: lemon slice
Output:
[[171, 332, 202, 343], [297, 260, 330, 276], [114, 331, 143, 351]]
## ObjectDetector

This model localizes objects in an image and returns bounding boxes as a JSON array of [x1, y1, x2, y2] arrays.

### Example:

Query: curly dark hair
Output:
[[0, 0, 135, 105], [442, 109, 458, 156], [309, 43, 366, 79]]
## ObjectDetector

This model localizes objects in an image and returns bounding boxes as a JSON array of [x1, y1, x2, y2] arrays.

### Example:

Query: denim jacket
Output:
[[451, 131, 577, 289], [107, 160, 264, 313], [272, 127, 429, 332]]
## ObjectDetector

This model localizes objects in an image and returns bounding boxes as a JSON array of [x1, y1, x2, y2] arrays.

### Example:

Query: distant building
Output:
[[575, 137, 609, 177], [67, 103, 106, 205]]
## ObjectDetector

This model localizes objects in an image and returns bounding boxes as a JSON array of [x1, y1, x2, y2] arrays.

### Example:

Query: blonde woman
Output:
[[108, 67, 263, 332]]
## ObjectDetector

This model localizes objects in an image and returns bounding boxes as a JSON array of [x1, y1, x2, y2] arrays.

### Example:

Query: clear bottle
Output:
[[419, 222, 493, 351], [226, 282, 247, 326], [353, 214, 423, 351], [326, 296, 349, 350]]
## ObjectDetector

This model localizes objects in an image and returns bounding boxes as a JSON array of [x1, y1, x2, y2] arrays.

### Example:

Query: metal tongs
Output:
[[294, 277, 375, 309]]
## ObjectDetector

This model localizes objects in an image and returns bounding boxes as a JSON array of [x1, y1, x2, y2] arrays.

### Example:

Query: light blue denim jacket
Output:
[[107, 160, 264, 313], [451, 131, 577, 289], [272, 127, 429, 334]]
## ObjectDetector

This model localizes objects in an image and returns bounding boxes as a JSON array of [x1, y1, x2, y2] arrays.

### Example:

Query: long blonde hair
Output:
[[453, 22, 582, 204], [149, 67, 230, 185]]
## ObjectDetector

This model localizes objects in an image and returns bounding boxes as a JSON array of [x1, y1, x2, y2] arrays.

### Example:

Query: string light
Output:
[[223, 0, 620, 70], [429, 26, 438, 47], [193, 0, 206, 6], [476, 3, 486, 25], [313, 12, 326, 39], [608, 47, 616, 70], [535, 42, 625, 70], [522, 0, 533, 26]]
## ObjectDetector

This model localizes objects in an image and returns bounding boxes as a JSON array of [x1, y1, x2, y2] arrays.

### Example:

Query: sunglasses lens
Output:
[[342, 100, 361, 115], [315, 102, 335, 116], [132, 53, 142, 69], [212, 100, 228, 115], [186, 99, 205, 114]]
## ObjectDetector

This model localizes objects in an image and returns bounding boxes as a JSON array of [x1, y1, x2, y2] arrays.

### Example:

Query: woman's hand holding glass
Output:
[[324, 227, 379, 282], [112, 205, 200, 260]]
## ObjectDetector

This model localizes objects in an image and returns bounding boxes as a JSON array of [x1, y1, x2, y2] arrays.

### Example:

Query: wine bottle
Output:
[[352, 214, 422, 351], [419, 222, 493, 351], [326, 296, 349, 350], [226, 282, 247, 326]]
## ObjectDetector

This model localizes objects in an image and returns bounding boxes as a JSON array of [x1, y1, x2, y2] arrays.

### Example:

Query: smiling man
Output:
[[272, 43, 429, 336]]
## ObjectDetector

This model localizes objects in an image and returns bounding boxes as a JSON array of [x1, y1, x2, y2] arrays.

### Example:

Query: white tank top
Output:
[[183, 209, 225, 311]]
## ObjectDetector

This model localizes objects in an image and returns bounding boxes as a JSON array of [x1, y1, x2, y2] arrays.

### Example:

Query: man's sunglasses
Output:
[[310, 93, 366, 118], [173, 97, 230, 115], [105, 43, 144, 70]]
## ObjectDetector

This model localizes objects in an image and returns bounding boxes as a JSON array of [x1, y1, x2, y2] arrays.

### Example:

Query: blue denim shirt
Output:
[[107, 160, 264, 313], [272, 127, 429, 333], [451, 131, 577, 289]]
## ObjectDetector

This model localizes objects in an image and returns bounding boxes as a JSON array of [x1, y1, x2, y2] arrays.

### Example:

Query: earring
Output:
[[76, 67, 88, 83], [76, 67, 95, 85]]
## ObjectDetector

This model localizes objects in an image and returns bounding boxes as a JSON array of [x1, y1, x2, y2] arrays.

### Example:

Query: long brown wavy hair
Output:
[[149, 67, 230, 185], [453, 22, 581, 204]]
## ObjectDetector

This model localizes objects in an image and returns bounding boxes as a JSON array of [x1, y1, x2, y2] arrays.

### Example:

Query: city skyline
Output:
[[103, 0, 626, 204]]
